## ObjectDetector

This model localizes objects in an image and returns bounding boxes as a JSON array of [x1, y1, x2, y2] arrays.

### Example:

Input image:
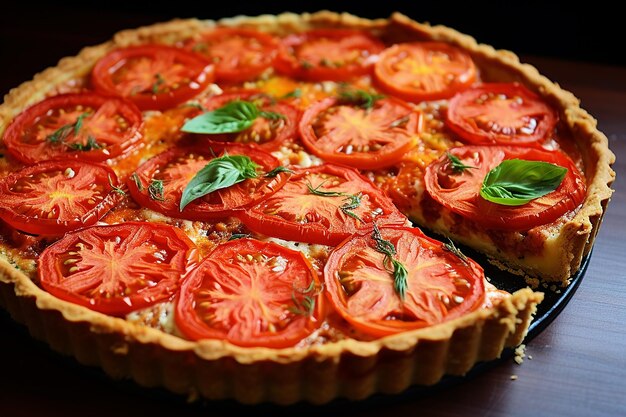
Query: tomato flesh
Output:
[[299, 97, 423, 169], [186, 28, 278, 83], [324, 225, 485, 337], [424, 146, 586, 231], [446, 83, 558, 146], [176, 238, 323, 348], [38, 222, 199, 316], [127, 143, 290, 220], [3, 93, 143, 165], [91, 45, 214, 110], [374, 42, 477, 102], [275, 29, 384, 81], [0, 160, 122, 236], [239, 164, 407, 245]]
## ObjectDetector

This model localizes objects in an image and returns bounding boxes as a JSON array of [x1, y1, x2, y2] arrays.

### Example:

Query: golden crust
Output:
[[0, 10, 611, 403]]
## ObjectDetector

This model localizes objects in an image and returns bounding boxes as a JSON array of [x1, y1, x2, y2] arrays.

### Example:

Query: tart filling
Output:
[[0, 11, 614, 404]]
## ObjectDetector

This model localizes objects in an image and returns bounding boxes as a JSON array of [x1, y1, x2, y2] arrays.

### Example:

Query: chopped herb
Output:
[[264, 166, 294, 178], [306, 181, 345, 197], [447, 152, 477, 173], [339, 192, 363, 223], [46, 112, 91, 144], [259, 110, 286, 121], [443, 238, 469, 265], [180, 154, 259, 210], [148, 179, 165, 201], [371, 224, 408, 300], [228, 233, 251, 241], [191, 42, 208, 53], [338, 89, 385, 109], [288, 281, 322, 316], [108, 175, 126, 196], [307, 182, 363, 222], [301, 60, 314, 69], [130, 173, 144, 191], [68, 135, 102, 151], [282, 88, 302, 99], [181, 102, 207, 111], [152, 73, 166, 94], [320, 58, 333, 67]]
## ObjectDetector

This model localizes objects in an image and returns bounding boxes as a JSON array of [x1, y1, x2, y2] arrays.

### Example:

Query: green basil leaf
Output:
[[180, 154, 259, 210], [181, 100, 260, 134], [480, 159, 567, 206]]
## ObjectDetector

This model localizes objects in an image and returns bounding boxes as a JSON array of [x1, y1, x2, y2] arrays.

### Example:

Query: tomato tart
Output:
[[0, 11, 614, 405]]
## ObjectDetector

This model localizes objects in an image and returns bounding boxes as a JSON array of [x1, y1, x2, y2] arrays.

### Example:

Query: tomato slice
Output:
[[0, 160, 123, 236], [195, 90, 299, 151], [424, 146, 586, 231], [2, 93, 143, 165], [446, 83, 558, 146], [127, 143, 290, 220], [185, 28, 278, 83], [239, 164, 407, 245], [299, 97, 422, 169], [38, 222, 198, 316], [324, 225, 486, 337], [176, 238, 323, 348], [374, 42, 477, 102], [91, 45, 214, 111], [275, 29, 384, 81]]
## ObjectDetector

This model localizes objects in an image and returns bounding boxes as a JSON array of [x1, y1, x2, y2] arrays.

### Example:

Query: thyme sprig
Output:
[[371, 224, 408, 300]]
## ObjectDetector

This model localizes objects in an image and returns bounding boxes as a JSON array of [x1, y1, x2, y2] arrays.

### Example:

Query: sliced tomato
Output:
[[2, 93, 143, 165], [38, 222, 198, 316], [185, 28, 278, 83], [299, 97, 422, 169], [0, 160, 123, 236], [176, 238, 323, 348], [194, 90, 299, 151], [424, 146, 586, 231], [446, 83, 558, 146], [374, 42, 477, 102], [324, 225, 486, 337], [239, 164, 407, 245], [127, 143, 290, 220], [91, 45, 214, 111], [275, 29, 384, 81]]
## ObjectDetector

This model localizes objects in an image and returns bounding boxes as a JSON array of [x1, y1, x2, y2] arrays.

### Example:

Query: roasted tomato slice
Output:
[[38, 222, 198, 316], [239, 164, 407, 245], [324, 225, 486, 337], [2, 93, 143, 165], [424, 146, 586, 231], [176, 238, 323, 348], [275, 29, 384, 81], [446, 83, 558, 146], [0, 160, 122, 236], [299, 97, 422, 169], [127, 143, 290, 220], [374, 42, 477, 102], [185, 28, 278, 83], [195, 90, 299, 150], [91, 45, 214, 111]]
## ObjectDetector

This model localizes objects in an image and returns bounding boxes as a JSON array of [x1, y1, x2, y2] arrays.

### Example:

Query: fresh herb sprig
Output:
[[307, 182, 364, 222], [288, 281, 322, 317], [447, 152, 476, 173], [338, 89, 385, 109], [181, 100, 285, 135], [371, 224, 408, 300], [46, 112, 91, 145], [443, 238, 469, 265], [148, 179, 165, 201], [480, 159, 567, 206]]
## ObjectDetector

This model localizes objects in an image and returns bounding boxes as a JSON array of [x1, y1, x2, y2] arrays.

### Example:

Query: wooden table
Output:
[[1, 51, 625, 416]]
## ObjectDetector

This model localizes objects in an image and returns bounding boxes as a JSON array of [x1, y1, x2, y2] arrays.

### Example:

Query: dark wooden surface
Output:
[[1, 36, 626, 417]]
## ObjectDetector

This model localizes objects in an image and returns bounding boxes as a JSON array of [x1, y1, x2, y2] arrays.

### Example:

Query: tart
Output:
[[0, 11, 614, 405]]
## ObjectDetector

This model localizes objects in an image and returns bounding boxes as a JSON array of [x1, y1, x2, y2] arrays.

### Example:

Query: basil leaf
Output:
[[181, 101, 260, 134], [480, 159, 567, 206], [180, 154, 259, 210]]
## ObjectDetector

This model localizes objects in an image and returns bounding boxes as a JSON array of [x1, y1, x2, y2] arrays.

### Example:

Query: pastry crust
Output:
[[0, 11, 611, 404]]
